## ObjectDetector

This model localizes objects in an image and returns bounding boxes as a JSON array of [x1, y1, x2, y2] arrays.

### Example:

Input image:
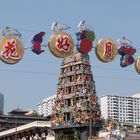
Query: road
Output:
[[98, 131, 140, 140], [126, 132, 140, 140], [126, 136, 140, 140]]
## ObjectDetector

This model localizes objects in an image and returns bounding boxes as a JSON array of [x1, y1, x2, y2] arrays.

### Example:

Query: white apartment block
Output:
[[101, 93, 140, 124], [37, 95, 56, 117]]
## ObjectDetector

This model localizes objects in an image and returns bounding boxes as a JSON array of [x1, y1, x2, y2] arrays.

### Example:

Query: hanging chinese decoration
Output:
[[0, 34, 24, 64], [0, 22, 139, 75], [95, 38, 118, 63], [76, 20, 95, 54], [135, 56, 140, 74], [48, 22, 74, 58], [31, 32, 45, 55], [48, 32, 74, 58], [118, 37, 136, 67]]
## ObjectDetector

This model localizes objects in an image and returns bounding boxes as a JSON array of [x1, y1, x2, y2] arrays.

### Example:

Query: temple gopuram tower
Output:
[[51, 51, 102, 140]]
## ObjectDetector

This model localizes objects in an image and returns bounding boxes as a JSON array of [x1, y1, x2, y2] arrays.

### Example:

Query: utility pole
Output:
[[88, 89, 93, 140], [15, 116, 17, 140], [88, 84, 96, 140], [89, 102, 93, 139]]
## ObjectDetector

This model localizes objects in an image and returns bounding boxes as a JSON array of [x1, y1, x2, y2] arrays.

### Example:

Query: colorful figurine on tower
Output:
[[51, 49, 102, 139]]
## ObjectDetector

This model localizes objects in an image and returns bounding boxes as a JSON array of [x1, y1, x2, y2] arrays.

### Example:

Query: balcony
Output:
[[60, 71, 76, 78], [62, 106, 76, 113], [63, 94, 75, 99]]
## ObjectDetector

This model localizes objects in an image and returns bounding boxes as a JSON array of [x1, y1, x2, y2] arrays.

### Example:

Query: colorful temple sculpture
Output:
[[51, 51, 102, 140]]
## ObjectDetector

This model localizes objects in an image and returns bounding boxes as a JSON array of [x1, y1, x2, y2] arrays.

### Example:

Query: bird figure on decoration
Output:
[[118, 37, 136, 56], [117, 37, 132, 47], [51, 22, 70, 32], [78, 20, 93, 32], [0, 26, 22, 38]]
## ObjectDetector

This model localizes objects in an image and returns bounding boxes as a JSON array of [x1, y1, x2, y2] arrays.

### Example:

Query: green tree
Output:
[[73, 128, 80, 140]]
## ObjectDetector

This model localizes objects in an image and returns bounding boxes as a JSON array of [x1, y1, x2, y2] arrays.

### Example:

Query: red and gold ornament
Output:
[[76, 30, 95, 54], [0, 35, 24, 64], [48, 32, 74, 58], [96, 38, 118, 62], [135, 56, 140, 74]]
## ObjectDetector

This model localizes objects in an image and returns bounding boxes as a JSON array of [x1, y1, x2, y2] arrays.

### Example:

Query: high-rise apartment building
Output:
[[37, 95, 56, 117], [0, 93, 4, 114], [101, 94, 140, 124]]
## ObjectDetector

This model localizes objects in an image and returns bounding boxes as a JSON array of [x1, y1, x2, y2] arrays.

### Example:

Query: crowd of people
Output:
[[16, 130, 55, 140]]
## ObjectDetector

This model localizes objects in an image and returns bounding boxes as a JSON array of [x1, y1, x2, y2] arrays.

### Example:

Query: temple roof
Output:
[[8, 108, 28, 115]]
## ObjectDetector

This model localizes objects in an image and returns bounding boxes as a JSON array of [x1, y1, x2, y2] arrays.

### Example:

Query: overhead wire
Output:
[[1, 25, 140, 54], [0, 67, 139, 81], [22, 57, 136, 73], [0, 25, 139, 79], [0, 68, 57, 75], [94, 66, 136, 73], [94, 75, 140, 81]]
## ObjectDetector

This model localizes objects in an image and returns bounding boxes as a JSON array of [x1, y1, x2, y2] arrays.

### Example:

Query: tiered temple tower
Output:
[[51, 51, 102, 140]]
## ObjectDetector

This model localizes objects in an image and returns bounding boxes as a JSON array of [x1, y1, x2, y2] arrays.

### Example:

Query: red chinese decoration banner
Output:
[[0, 21, 139, 75]]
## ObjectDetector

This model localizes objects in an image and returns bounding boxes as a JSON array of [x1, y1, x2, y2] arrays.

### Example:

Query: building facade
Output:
[[101, 94, 140, 124], [0, 108, 47, 132], [0, 121, 54, 140], [37, 95, 56, 117], [0, 93, 4, 114]]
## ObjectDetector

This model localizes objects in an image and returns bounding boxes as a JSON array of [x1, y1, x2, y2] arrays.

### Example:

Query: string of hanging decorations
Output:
[[0, 21, 139, 75]]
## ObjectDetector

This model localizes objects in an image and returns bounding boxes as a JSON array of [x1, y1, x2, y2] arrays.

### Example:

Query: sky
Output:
[[0, 0, 140, 113]]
